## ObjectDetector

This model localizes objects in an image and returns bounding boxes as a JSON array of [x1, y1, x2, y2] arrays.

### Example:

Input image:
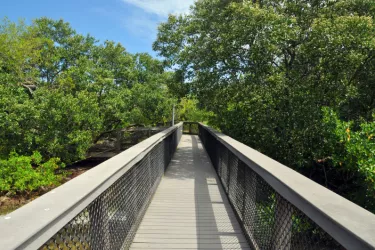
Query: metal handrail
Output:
[[1, 121, 374, 249], [198, 122, 375, 249], [0, 123, 183, 250]]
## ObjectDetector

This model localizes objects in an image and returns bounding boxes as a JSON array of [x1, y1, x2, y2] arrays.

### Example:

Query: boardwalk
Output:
[[131, 135, 250, 250], [2, 124, 372, 250]]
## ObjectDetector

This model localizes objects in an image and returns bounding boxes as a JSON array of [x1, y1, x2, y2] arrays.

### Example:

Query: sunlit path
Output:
[[130, 135, 250, 250]]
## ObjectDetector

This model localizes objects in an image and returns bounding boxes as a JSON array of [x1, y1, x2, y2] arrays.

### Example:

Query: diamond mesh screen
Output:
[[199, 125, 345, 250], [40, 128, 181, 250]]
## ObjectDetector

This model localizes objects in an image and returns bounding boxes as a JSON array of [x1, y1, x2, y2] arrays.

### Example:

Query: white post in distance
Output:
[[172, 104, 175, 126]]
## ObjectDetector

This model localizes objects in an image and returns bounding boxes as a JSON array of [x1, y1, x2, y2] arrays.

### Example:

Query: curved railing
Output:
[[0, 123, 183, 250], [198, 122, 375, 250]]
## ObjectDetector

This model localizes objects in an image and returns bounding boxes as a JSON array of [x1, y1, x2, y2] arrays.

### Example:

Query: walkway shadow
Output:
[[162, 135, 250, 249], [132, 135, 249, 249]]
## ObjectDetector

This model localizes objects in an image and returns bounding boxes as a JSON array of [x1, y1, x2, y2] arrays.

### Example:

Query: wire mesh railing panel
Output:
[[40, 128, 179, 250], [218, 144, 229, 192], [199, 125, 344, 250]]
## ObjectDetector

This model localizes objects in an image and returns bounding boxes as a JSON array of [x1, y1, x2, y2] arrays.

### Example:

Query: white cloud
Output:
[[91, 1, 196, 47], [122, 10, 159, 40], [122, 0, 195, 17]]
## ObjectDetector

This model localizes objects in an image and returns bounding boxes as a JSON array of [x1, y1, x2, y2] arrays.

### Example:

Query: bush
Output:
[[0, 151, 64, 194], [323, 107, 375, 212]]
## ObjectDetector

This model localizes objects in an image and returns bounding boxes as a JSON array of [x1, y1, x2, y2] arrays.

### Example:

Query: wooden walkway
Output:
[[130, 135, 250, 250]]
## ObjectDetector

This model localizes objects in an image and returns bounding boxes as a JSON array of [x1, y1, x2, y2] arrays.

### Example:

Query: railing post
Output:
[[273, 194, 293, 250], [189, 123, 192, 134]]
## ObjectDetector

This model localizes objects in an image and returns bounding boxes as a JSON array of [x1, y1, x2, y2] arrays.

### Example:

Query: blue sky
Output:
[[1, 0, 195, 57]]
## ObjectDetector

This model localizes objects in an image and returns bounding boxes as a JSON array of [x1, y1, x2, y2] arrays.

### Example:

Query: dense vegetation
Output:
[[154, 0, 375, 213], [0, 18, 209, 195], [2, 0, 375, 216]]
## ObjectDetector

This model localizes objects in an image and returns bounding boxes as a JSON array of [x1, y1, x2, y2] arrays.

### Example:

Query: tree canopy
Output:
[[154, 0, 375, 212], [0, 17, 182, 193]]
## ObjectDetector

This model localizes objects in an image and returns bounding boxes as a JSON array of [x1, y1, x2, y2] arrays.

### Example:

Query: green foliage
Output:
[[0, 85, 102, 163], [0, 17, 180, 196], [177, 97, 213, 122], [0, 151, 63, 193], [154, 0, 375, 212], [0, 18, 45, 86], [32, 88, 103, 163], [0, 18, 178, 167], [32, 18, 97, 86], [323, 108, 375, 211], [130, 82, 176, 125]]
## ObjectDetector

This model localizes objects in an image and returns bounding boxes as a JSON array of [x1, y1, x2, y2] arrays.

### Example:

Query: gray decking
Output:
[[130, 135, 250, 250]]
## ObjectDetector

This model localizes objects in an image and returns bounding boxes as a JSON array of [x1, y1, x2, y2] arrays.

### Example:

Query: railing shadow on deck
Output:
[[191, 135, 249, 250], [159, 134, 249, 249]]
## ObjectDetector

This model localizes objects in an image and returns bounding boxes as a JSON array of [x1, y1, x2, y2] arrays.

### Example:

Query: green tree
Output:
[[177, 97, 213, 122], [0, 85, 36, 157], [323, 108, 375, 212], [130, 82, 176, 125], [0, 18, 45, 87], [0, 17, 180, 166], [32, 88, 102, 163], [154, 0, 375, 211], [33, 18, 96, 87]]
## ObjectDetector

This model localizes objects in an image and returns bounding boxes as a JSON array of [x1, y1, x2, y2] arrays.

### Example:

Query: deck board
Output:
[[130, 135, 250, 250]]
